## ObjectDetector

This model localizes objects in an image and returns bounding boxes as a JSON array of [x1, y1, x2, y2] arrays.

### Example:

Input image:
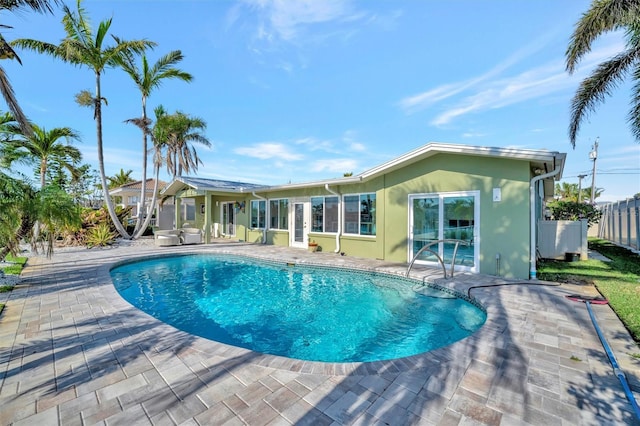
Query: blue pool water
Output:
[[110, 254, 486, 362]]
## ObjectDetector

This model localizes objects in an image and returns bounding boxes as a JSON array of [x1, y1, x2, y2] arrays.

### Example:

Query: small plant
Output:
[[85, 223, 117, 248], [0, 285, 13, 293], [629, 353, 640, 359], [570, 355, 582, 362]]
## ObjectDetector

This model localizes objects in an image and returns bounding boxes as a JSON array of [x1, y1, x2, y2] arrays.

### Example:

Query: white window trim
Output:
[[250, 199, 267, 229], [269, 198, 289, 231], [310, 196, 340, 234], [343, 192, 376, 237], [407, 190, 480, 273]]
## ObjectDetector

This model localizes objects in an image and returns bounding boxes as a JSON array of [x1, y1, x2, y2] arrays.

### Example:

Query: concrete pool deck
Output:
[[1, 239, 639, 425]]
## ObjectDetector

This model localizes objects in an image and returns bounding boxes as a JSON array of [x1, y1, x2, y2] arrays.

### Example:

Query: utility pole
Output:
[[577, 174, 587, 203], [589, 137, 599, 204]]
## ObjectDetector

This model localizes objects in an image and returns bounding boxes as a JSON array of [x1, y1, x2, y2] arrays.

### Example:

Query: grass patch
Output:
[[1, 255, 27, 276], [0, 285, 13, 293], [538, 238, 640, 343]]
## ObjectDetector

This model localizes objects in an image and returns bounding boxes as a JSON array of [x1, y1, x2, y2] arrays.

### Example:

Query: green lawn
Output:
[[538, 238, 640, 343], [0, 255, 28, 315]]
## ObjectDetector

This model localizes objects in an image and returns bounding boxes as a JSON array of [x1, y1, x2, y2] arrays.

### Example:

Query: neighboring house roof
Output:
[[110, 179, 167, 195], [161, 142, 566, 196]]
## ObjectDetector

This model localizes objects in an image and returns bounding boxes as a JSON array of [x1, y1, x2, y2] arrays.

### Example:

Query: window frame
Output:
[[269, 198, 289, 230], [250, 199, 266, 229], [343, 192, 376, 236], [311, 196, 339, 233]]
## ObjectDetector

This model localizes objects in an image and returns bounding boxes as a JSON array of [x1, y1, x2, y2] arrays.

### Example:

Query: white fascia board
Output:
[[359, 142, 566, 181], [252, 176, 362, 193]]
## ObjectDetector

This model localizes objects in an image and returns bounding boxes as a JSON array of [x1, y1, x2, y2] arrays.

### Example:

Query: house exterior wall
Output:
[[380, 153, 532, 279], [174, 152, 538, 279]]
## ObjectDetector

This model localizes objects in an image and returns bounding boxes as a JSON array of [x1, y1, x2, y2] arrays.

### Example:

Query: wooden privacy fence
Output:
[[596, 197, 640, 251]]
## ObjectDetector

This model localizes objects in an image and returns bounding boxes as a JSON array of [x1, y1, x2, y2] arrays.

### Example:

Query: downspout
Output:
[[252, 192, 267, 244], [325, 184, 341, 253], [529, 165, 561, 279]]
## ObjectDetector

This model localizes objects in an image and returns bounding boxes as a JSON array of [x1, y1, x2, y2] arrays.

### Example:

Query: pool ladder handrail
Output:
[[406, 239, 471, 279]]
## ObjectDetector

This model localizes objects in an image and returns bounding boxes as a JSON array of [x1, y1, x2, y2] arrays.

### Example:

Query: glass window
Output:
[[410, 193, 476, 268], [344, 193, 376, 236], [311, 197, 323, 232], [269, 199, 288, 230], [279, 199, 288, 229], [311, 196, 339, 233], [251, 200, 266, 228], [360, 193, 376, 235], [325, 196, 339, 233], [344, 195, 359, 234], [127, 195, 139, 205]]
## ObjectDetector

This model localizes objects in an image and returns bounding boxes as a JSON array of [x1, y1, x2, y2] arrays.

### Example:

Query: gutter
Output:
[[252, 191, 267, 244], [529, 165, 561, 279], [325, 184, 341, 253]]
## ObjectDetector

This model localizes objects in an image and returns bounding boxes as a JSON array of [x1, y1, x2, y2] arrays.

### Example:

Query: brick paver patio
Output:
[[1, 239, 639, 425]]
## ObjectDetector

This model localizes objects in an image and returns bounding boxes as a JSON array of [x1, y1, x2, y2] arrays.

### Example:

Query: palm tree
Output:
[[0, 123, 81, 189], [107, 168, 134, 189], [118, 50, 193, 237], [566, 0, 640, 147], [0, 171, 80, 260], [11, 0, 155, 238], [0, 0, 60, 137], [157, 109, 211, 178]]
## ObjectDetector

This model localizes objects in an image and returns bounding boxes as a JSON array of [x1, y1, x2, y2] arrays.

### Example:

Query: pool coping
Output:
[[106, 249, 488, 375]]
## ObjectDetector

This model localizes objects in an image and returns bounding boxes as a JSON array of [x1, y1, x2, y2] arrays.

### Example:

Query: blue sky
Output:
[[4, 0, 640, 202]]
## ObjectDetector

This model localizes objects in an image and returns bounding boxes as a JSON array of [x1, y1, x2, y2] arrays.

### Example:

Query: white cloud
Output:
[[242, 0, 360, 42], [295, 137, 335, 152], [398, 34, 626, 126], [234, 142, 304, 160], [311, 158, 358, 173], [461, 132, 486, 139]]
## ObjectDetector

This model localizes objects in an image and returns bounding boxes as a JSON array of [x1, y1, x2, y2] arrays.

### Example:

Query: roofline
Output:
[[162, 142, 567, 195], [358, 142, 566, 180]]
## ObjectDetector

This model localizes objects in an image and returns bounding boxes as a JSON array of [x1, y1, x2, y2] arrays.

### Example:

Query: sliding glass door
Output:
[[409, 192, 478, 271]]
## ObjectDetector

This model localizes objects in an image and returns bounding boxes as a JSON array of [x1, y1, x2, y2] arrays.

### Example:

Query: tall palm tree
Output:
[[0, 0, 60, 137], [160, 110, 211, 178], [107, 168, 134, 189], [566, 0, 640, 147], [11, 0, 155, 238], [0, 123, 81, 189], [118, 49, 193, 237]]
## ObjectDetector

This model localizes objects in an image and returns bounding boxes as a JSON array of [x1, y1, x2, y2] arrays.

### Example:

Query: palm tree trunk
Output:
[[32, 159, 47, 243], [134, 163, 160, 239], [0, 215, 33, 261], [133, 97, 148, 237], [94, 72, 130, 239]]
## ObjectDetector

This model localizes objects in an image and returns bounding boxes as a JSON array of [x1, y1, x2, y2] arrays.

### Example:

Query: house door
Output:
[[290, 201, 309, 248], [408, 192, 479, 272], [221, 202, 235, 236]]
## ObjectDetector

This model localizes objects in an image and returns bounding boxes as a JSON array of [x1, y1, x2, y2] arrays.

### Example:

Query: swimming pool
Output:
[[110, 254, 486, 363]]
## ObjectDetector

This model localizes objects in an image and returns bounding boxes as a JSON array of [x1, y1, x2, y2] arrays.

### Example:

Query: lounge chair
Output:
[[180, 227, 202, 245], [154, 229, 181, 247]]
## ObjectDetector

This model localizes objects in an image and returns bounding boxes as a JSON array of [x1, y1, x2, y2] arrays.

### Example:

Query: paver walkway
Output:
[[1, 239, 639, 425]]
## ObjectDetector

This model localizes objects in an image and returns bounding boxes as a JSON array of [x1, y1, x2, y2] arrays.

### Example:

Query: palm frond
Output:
[[569, 47, 640, 146], [0, 64, 32, 136], [566, 0, 640, 73], [1, 0, 60, 13]]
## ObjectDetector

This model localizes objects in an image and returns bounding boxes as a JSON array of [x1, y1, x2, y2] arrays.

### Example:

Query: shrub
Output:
[[85, 223, 117, 247], [547, 201, 602, 227]]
